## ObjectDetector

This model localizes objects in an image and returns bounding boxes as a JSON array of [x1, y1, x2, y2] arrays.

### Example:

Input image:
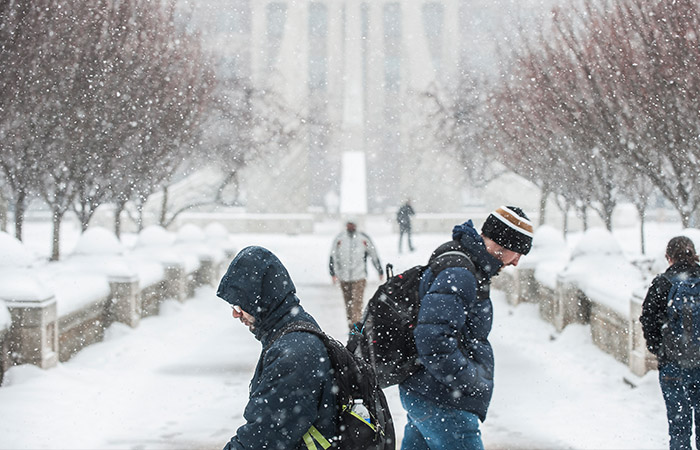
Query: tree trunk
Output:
[[0, 189, 8, 232], [80, 208, 90, 232], [75, 201, 91, 232], [604, 211, 613, 232], [675, 203, 691, 229], [50, 208, 64, 261], [640, 214, 646, 255], [114, 200, 125, 239], [137, 206, 145, 232], [159, 186, 169, 227], [539, 189, 548, 226], [602, 198, 615, 232], [13, 190, 26, 241]]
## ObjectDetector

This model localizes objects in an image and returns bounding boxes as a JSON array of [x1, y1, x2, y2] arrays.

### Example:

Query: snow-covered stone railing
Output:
[[491, 226, 699, 377], [0, 224, 235, 385], [173, 212, 315, 234]]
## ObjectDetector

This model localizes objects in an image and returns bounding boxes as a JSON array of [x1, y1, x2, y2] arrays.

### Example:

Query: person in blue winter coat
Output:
[[216, 246, 336, 450], [399, 206, 534, 450]]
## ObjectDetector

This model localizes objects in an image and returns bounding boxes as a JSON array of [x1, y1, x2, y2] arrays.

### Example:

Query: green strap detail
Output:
[[302, 431, 317, 450], [303, 425, 331, 450], [348, 410, 378, 432], [342, 403, 378, 432]]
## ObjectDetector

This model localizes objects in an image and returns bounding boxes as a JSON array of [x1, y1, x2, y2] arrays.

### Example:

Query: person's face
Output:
[[493, 247, 522, 268], [231, 305, 256, 330], [483, 236, 523, 270], [346, 222, 357, 233]]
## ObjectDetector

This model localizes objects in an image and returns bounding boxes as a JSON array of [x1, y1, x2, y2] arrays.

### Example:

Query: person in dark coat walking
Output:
[[641, 236, 700, 450], [216, 246, 336, 450], [399, 206, 533, 450], [396, 200, 416, 253]]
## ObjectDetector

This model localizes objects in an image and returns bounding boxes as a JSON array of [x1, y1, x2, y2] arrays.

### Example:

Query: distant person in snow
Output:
[[329, 219, 383, 330], [641, 236, 700, 450], [216, 246, 336, 450], [399, 206, 533, 450], [396, 199, 416, 253]]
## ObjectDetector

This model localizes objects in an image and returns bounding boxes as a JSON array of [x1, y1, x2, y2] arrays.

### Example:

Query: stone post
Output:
[[6, 293, 59, 369], [108, 275, 141, 328], [195, 256, 216, 287], [537, 284, 558, 325], [628, 292, 657, 376], [554, 278, 591, 332], [163, 263, 187, 303], [516, 267, 537, 305], [491, 270, 516, 305], [0, 327, 8, 385]]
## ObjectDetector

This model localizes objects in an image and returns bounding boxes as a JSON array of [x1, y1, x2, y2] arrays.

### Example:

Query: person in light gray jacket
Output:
[[329, 220, 383, 329]]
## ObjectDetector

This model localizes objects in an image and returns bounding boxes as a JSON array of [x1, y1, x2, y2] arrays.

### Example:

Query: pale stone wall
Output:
[[497, 266, 658, 377], [0, 256, 224, 381], [188, 0, 532, 215]]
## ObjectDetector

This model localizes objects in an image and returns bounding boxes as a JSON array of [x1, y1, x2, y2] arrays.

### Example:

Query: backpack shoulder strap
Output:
[[263, 321, 324, 356], [427, 240, 489, 301], [428, 240, 474, 270], [430, 249, 475, 274], [263, 321, 368, 402]]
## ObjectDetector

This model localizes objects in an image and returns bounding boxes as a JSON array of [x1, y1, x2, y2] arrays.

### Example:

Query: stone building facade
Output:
[[186, 0, 541, 214]]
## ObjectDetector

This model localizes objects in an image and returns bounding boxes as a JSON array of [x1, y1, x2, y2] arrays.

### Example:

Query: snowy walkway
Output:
[[0, 225, 669, 449]]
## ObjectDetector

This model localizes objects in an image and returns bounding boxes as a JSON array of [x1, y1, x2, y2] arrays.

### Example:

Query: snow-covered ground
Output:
[[0, 216, 678, 449]]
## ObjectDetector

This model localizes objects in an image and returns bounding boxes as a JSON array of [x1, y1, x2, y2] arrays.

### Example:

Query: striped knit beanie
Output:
[[481, 206, 534, 255]]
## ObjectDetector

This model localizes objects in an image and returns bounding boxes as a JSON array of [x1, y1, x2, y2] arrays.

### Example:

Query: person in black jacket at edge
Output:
[[641, 236, 700, 450], [216, 246, 336, 450]]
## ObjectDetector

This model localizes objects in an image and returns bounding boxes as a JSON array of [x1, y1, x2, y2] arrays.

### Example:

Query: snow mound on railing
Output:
[[0, 232, 34, 268], [72, 227, 124, 256], [561, 227, 645, 317]]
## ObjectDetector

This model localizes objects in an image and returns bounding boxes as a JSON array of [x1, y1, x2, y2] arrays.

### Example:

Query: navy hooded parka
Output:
[[216, 246, 336, 450], [400, 220, 502, 422]]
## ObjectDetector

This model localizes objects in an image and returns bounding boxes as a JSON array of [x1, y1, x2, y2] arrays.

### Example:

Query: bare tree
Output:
[[0, 0, 215, 258], [155, 73, 303, 228], [602, 0, 700, 227], [422, 75, 508, 191], [108, 0, 215, 236], [469, 0, 700, 235], [0, 0, 57, 240]]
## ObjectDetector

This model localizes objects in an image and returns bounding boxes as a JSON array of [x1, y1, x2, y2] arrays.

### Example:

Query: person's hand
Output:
[[379, 274, 384, 282], [332, 276, 338, 284]]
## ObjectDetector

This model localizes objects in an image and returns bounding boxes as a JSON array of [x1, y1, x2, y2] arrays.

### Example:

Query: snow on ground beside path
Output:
[[487, 291, 666, 449], [0, 218, 672, 449], [0, 281, 668, 449]]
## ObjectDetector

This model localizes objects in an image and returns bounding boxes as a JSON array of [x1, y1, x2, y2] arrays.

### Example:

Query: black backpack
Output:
[[662, 273, 700, 368], [347, 241, 488, 389], [265, 321, 395, 450]]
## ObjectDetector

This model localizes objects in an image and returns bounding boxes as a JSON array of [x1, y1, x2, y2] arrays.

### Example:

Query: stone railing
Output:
[[0, 253, 230, 385], [0, 325, 8, 385], [496, 267, 657, 377]]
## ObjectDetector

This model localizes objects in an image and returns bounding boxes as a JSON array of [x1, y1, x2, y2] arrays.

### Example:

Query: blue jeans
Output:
[[659, 363, 700, 450], [400, 386, 484, 450]]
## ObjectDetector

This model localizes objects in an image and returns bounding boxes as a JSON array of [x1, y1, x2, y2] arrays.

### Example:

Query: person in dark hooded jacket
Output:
[[216, 246, 336, 450], [399, 206, 533, 450], [641, 236, 700, 450]]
